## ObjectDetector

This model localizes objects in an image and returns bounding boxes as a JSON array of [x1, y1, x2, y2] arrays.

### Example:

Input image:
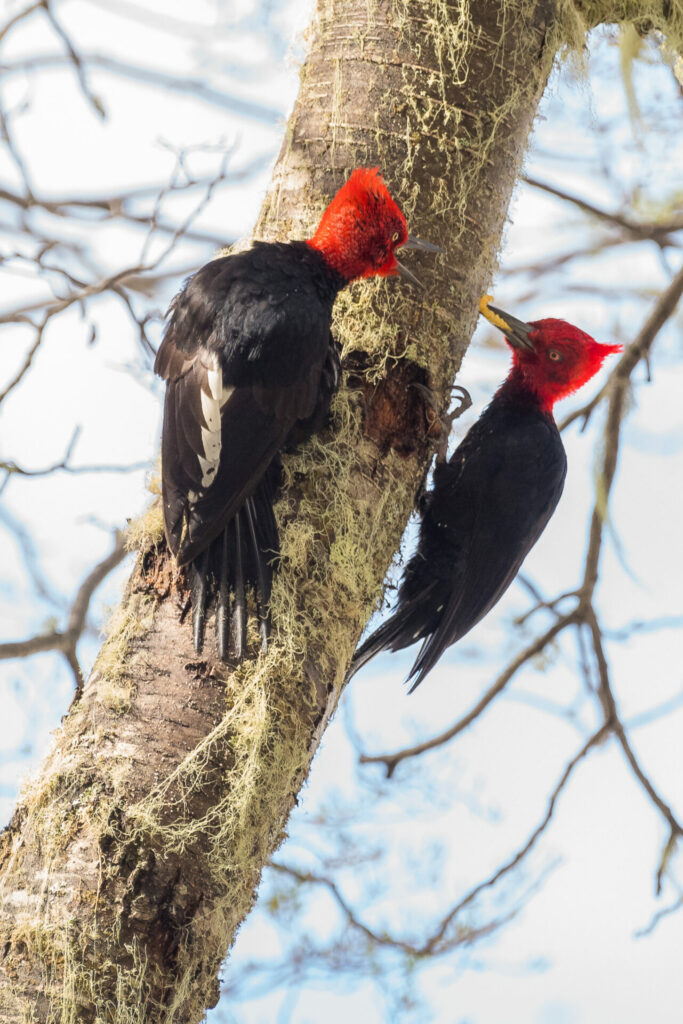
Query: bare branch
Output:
[[522, 175, 683, 245], [359, 611, 578, 775], [514, 574, 578, 626], [0, 426, 149, 482], [41, 0, 106, 119], [0, 316, 47, 405], [0, 531, 128, 699], [269, 862, 424, 957], [560, 265, 683, 433], [0, 165, 260, 245], [635, 891, 683, 938], [0, 153, 238, 327], [0, 1, 42, 43], [0, 52, 283, 124], [421, 725, 610, 953], [269, 860, 523, 960], [0, 103, 35, 198], [624, 688, 683, 731], [64, 531, 127, 640], [580, 264, 683, 595], [586, 610, 683, 846]]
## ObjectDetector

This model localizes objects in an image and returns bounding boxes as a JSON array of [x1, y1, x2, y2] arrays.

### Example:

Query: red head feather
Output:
[[307, 167, 409, 282], [507, 318, 622, 411]]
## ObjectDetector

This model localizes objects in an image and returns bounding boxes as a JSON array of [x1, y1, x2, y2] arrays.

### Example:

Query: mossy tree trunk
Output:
[[0, 0, 678, 1021]]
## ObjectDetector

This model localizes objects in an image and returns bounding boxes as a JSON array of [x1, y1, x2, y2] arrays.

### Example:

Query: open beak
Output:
[[401, 234, 444, 253], [396, 235, 443, 288], [396, 259, 423, 288], [479, 295, 535, 352]]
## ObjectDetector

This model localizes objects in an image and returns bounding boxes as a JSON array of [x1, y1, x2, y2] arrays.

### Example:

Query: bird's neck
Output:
[[305, 238, 352, 282], [286, 239, 348, 297], [497, 364, 556, 416]]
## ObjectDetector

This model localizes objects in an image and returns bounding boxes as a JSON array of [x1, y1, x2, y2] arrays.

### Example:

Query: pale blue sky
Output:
[[1, 3, 682, 1022]]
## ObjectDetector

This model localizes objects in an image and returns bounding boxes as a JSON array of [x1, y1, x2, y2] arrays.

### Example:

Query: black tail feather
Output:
[[350, 605, 424, 680], [191, 548, 210, 654], [185, 463, 281, 662], [244, 497, 271, 651], [231, 511, 247, 660], [405, 628, 452, 693], [216, 528, 230, 661]]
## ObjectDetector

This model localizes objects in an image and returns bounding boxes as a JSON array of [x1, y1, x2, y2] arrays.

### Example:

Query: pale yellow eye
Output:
[[548, 349, 562, 361], [391, 231, 400, 243]]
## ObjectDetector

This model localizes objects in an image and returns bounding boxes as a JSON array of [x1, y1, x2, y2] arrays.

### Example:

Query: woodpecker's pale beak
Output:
[[479, 295, 535, 352], [396, 235, 443, 287], [396, 260, 424, 288], [401, 234, 444, 253], [489, 306, 535, 352]]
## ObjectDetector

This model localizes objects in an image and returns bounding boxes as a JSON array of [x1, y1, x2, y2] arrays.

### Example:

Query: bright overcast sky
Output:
[[1, 2, 683, 1022]]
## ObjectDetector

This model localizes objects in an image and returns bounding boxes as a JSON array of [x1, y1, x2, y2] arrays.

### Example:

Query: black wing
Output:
[[353, 406, 566, 688], [406, 410, 566, 688], [155, 247, 338, 565]]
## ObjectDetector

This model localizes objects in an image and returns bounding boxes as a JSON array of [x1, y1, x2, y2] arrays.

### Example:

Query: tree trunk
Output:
[[1, 0, 677, 1020]]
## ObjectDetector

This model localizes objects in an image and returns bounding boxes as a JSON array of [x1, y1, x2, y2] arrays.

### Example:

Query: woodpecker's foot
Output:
[[412, 382, 472, 463]]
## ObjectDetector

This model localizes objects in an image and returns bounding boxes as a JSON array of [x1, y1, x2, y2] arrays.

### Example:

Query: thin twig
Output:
[[269, 862, 424, 956], [0, 52, 282, 124], [0, 1, 42, 43], [0, 532, 128, 699], [421, 725, 610, 953], [0, 316, 47, 405], [635, 892, 683, 939], [523, 176, 683, 244], [580, 264, 683, 595], [359, 611, 578, 775], [1, 426, 148, 480], [586, 610, 683, 844], [41, 0, 106, 119], [560, 263, 683, 433]]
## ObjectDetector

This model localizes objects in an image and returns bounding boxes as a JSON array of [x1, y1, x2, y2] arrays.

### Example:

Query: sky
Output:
[[1, 2, 683, 1022]]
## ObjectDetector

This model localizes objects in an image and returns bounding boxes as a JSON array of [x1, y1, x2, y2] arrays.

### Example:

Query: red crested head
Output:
[[508, 318, 622, 410], [479, 298, 622, 412], [307, 167, 409, 282]]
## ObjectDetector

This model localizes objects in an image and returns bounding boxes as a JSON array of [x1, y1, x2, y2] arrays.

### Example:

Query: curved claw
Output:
[[410, 382, 473, 464], [448, 385, 472, 419]]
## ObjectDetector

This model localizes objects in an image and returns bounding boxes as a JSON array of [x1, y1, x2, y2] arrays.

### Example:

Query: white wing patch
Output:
[[207, 367, 222, 402], [191, 355, 234, 498], [200, 388, 221, 432]]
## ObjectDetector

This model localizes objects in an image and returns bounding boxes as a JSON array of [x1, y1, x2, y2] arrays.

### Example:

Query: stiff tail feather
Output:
[[244, 497, 270, 650], [230, 511, 246, 660], [187, 466, 280, 661], [350, 604, 423, 680], [216, 528, 230, 660], [191, 548, 210, 654]]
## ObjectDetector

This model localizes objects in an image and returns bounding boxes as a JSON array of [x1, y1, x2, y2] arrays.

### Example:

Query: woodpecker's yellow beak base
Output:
[[478, 294, 511, 332]]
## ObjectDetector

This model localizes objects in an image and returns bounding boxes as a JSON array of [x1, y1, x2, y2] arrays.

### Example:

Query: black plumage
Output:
[[352, 297, 623, 690], [155, 166, 442, 661], [352, 391, 567, 691], [155, 241, 343, 659]]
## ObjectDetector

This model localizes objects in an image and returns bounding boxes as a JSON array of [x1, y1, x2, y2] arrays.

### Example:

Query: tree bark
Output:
[[1, 0, 677, 1020]]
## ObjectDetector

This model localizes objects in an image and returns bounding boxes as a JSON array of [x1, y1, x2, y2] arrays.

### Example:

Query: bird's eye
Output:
[[548, 350, 562, 361], [391, 231, 400, 243]]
